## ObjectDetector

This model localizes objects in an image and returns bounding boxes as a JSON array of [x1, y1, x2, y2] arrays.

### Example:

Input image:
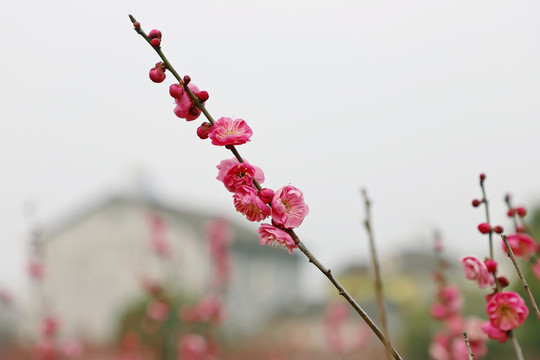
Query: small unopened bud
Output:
[[497, 276, 510, 288], [133, 22, 141, 30], [198, 91, 209, 102], [259, 188, 274, 204], [472, 199, 482, 207], [183, 75, 191, 84], [150, 38, 161, 48], [493, 225, 504, 234], [169, 84, 184, 98], [479, 173, 486, 181], [516, 206, 527, 218], [477, 223, 491, 234], [484, 259, 497, 273], [196, 122, 212, 139], [507, 209, 515, 217], [148, 29, 162, 40], [149, 67, 165, 83], [505, 194, 511, 203]]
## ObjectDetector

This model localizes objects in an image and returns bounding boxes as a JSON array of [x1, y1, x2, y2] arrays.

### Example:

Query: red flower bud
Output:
[[150, 38, 161, 48], [133, 22, 141, 30], [169, 84, 184, 98], [485, 259, 498, 273], [259, 188, 275, 204], [497, 276, 510, 288], [507, 209, 515, 217], [478, 223, 491, 234], [198, 91, 209, 102], [493, 225, 504, 234], [516, 206, 527, 218], [472, 199, 482, 207], [148, 29, 162, 40], [183, 75, 191, 84], [196, 122, 212, 139], [479, 173, 486, 181], [149, 67, 165, 83]]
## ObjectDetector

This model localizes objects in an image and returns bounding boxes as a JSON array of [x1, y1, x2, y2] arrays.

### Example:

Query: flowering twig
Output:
[[463, 331, 474, 360], [361, 188, 391, 360], [478, 174, 494, 260], [501, 234, 540, 322], [128, 15, 403, 360]]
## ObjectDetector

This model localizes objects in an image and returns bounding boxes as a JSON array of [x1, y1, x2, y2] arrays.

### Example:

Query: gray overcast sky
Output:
[[1, 0, 539, 295]]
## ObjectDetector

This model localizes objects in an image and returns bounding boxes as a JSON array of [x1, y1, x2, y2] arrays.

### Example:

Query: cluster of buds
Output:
[[147, 212, 173, 258], [148, 29, 162, 48], [505, 194, 527, 219], [170, 80, 209, 121]]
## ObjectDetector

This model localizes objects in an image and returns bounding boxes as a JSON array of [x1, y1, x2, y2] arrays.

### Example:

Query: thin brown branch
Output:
[[361, 188, 392, 360], [288, 230, 402, 359], [501, 234, 540, 322], [463, 331, 474, 360]]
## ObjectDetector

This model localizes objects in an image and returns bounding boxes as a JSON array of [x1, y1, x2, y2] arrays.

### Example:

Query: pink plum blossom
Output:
[[233, 185, 271, 222], [223, 163, 256, 192], [257, 224, 297, 254], [146, 300, 170, 322], [486, 291, 529, 331], [481, 321, 509, 343], [428, 332, 450, 360], [178, 334, 211, 360], [216, 158, 264, 191], [147, 212, 172, 258], [61, 340, 83, 358], [324, 301, 348, 354], [205, 218, 232, 287], [173, 83, 205, 121], [28, 260, 44, 281], [502, 233, 538, 259], [460, 256, 494, 288], [41, 316, 60, 338], [271, 185, 309, 229], [208, 117, 253, 146], [179, 295, 223, 324]]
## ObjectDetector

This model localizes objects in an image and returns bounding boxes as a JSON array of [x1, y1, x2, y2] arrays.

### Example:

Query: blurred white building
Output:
[[32, 195, 301, 343]]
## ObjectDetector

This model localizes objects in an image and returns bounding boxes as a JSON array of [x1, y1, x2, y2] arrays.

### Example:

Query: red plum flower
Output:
[[271, 185, 309, 229], [208, 117, 253, 146], [223, 163, 257, 192], [486, 291, 529, 331], [502, 233, 538, 259], [257, 224, 297, 254], [216, 158, 264, 189], [460, 256, 494, 288], [233, 185, 271, 222]]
